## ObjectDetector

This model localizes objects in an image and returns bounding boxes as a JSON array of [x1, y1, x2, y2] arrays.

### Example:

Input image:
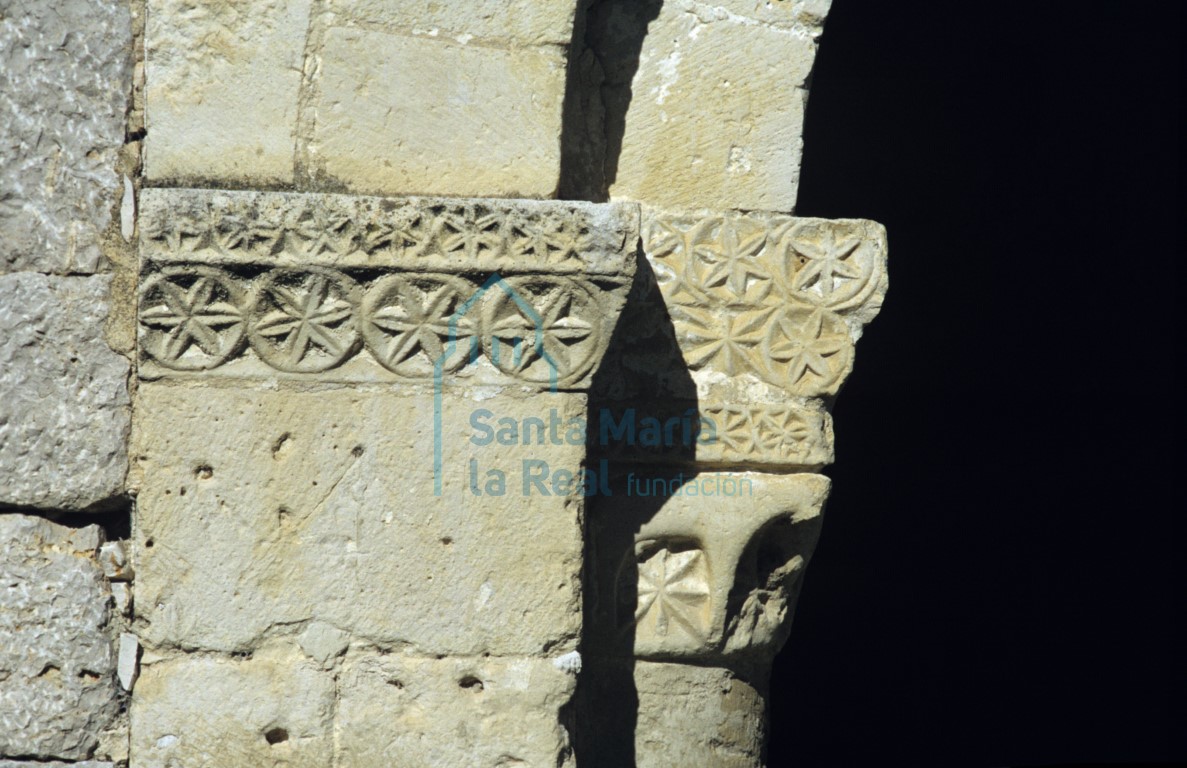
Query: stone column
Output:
[[579, 212, 887, 766]]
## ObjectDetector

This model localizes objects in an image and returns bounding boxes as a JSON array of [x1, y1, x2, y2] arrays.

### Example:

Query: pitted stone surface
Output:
[[130, 644, 335, 768], [130, 385, 585, 656], [0, 515, 119, 761], [0, 762, 114, 768], [337, 652, 577, 767], [0, 274, 130, 510], [0, 0, 131, 273]]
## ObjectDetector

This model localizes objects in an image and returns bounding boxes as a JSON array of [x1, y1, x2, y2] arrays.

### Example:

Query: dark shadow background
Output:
[[767, 2, 1183, 766]]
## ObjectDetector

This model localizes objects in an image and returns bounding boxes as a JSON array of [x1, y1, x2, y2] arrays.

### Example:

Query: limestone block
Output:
[[336, 652, 577, 767], [330, 0, 578, 46], [632, 661, 766, 768], [130, 385, 586, 656], [0, 762, 114, 768], [144, 0, 312, 185], [595, 0, 825, 211], [130, 645, 335, 768], [585, 471, 829, 661], [311, 27, 568, 197], [0, 274, 130, 510], [0, 0, 131, 274], [576, 659, 766, 767], [0, 515, 119, 761]]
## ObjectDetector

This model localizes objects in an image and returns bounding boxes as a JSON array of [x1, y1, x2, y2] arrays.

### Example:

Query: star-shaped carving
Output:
[[511, 211, 592, 264], [214, 210, 284, 257], [286, 206, 358, 257], [691, 217, 772, 304], [361, 210, 424, 256], [634, 547, 710, 641], [753, 407, 812, 458], [485, 279, 595, 381], [250, 270, 359, 372], [791, 228, 864, 302], [361, 276, 476, 376], [644, 216, 718, 306], [765, 309, 851, 393], [434, 206, 506, 260], [140, 269, 244, 370], [676, 305, 771, 376]]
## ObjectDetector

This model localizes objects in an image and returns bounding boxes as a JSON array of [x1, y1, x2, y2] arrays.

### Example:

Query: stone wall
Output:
[[1, 1, 887, 766], [2, 1, 135, 765]]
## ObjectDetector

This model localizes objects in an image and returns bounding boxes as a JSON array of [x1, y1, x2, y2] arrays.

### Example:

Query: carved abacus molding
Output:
[[643, 212, 888, 398], [139, 189, 636, 275], [590, 401, 834, 468], [137, 190, 636, 387]]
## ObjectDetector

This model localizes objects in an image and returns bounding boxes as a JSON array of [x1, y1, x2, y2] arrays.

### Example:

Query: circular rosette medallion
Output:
[[481, 276, 601, 385], [360, 274, 477, 378], [139, 266, 246, 370], [761, 306, 854, 396], [779, 221, 881, 311], [247, 268, 362, 373]]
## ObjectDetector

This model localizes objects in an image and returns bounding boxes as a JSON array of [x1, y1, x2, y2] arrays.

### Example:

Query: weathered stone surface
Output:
[[144, 0, 311, 185], [311, 27, 568, 197], [330, 0, 578, 46], [135, 189, 637, 388], [130, 385, 586, 656], [587, 0, 826, 211], [0, 515, 119, 761], [628, 211, 888, 402], [586, 471, 829, 661], [0, 0, 131, 273], [0, 274, 130, 510], [337, 652, 577, 767], [130, 644, 335, 768], [576, 659, 767, 768], [138, 188, 638, 274], [0, 762, 114, 768], [632, 661, 766, 768]]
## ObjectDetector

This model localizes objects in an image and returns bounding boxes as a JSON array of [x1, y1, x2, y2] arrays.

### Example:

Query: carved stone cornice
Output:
[[136, 189, 637, 389]]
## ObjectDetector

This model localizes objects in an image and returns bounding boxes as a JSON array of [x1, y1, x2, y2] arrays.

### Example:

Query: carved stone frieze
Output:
[[137, 190, 637, 388], [589, 400, 834, 469]]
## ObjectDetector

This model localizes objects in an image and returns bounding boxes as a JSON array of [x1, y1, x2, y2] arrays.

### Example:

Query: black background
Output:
[[767, 2, 1182, 766]]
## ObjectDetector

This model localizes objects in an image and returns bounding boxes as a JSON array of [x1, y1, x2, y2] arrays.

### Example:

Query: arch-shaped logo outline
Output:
[[433, 273, 561, 495]]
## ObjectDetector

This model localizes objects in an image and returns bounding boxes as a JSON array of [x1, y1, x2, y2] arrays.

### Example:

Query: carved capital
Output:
[[587, 471, 830, 664]]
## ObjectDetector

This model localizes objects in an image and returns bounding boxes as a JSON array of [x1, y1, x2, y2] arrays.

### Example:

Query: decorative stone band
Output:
[[586, 471, 830, 663], [588, 400, 834, 469], [139, 189, 637, 275], [642, 210, 888, 399], [137, 190, 637, 389]]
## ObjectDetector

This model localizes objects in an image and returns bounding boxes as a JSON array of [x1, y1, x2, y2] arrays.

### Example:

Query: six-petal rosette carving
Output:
[[644, 212, 887, 397]]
